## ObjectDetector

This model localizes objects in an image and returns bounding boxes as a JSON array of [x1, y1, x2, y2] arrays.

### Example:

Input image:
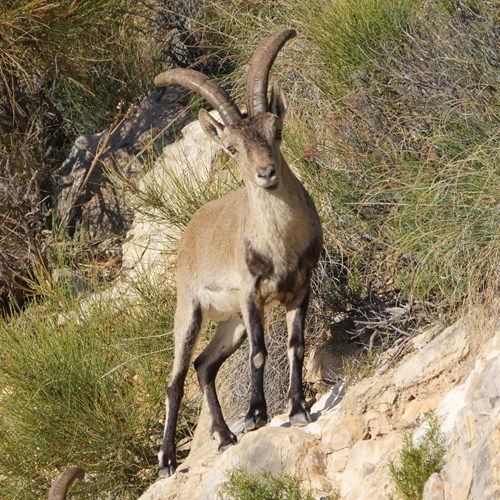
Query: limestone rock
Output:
[[52, 88, 191, 250], [305, 343, 362, 388], [142, 427, 333, 500], [423, 344, 500, 499], [121, 112, 222, 281], [139, 319, 498, 500], [400, 396, 442, 425], [340, 432, 402, 499], [395, 321, 470, 389], [423, 472, 445, 499]]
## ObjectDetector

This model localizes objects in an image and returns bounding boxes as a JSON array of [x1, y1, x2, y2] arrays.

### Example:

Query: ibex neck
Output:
[[244, 161, 308, 238]]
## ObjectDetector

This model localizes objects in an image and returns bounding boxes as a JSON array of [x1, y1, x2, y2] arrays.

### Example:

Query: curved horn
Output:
[[246, 28, 296, 116], [154, 68, 242, 126], [48, 467, 85, 500]]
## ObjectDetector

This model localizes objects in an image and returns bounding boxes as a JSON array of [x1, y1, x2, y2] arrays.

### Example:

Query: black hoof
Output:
[[218, 430, 238, 451], [158, 464, 176, 478], [245, 411, 268, 431], [158, 450, 177, 477], [290, 406, 311, 427]]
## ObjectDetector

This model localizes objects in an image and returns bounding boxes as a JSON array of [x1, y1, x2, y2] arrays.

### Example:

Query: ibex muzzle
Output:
[[154, 28, 323, 477]]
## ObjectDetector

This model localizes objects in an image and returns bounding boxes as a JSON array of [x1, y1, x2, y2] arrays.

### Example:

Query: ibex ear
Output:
[[199, 109, 225, 145], [269, 85, 287, 121]]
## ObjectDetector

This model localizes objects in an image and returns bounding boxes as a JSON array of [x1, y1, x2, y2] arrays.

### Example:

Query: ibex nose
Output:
[[257, 165, 277, 181]]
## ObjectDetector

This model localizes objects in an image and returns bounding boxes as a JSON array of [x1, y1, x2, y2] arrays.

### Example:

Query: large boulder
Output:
[[139, 314, 499, 499], [423, 333, 500, 499], [52, 87, 192, 253]]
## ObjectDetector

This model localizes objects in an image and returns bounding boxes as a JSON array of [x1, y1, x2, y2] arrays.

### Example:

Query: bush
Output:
[[0, 274, 198, 498], [220, 467, 320, 500], [389, 415, 447, 500]]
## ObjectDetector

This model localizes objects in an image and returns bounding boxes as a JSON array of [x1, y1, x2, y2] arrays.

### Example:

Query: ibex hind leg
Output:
[[158, 302, 205, 477], [194, 316, 247, 451]]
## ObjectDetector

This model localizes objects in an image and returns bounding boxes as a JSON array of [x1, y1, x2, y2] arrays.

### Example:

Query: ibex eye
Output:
[[227, 146, 237, 155]]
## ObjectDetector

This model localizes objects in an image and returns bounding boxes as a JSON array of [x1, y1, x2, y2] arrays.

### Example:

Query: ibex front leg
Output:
[[243, 295, 268, 431], [158, 301, 204, 477], [286, 285, 312, 426]]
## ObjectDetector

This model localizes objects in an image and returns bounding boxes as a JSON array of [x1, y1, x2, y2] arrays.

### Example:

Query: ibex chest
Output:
[[244, 234, 321, 306]]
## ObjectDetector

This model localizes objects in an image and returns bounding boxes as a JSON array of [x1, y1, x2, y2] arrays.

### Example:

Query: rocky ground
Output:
[[139, 312, 499, 499]]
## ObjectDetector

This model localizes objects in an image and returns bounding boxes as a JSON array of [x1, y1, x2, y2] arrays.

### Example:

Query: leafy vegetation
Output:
[[389, 415, 447, 499], [220, 467, 321, 500], [0, 272, 201, 498]]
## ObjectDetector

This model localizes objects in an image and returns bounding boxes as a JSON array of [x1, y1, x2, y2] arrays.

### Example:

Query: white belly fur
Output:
[[201, 286, 285, 322], [202, 288, 241, 322]]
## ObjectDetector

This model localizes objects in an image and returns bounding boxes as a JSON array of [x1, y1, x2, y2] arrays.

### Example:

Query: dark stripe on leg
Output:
[[287, 287, 311, 426], [159, 303, 202, 476], [245, 297, 268, 431]]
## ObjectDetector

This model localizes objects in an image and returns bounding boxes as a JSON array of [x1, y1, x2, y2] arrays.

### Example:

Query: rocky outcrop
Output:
[[425, 333, 500, 499], [52, 87, 192, 252], [121, 112, 222, 282], [140, 312, 499, 499]]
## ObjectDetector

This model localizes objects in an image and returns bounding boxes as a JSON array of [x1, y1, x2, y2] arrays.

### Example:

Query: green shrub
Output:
[[0, 274, 196, 498], [0, 0, 159, 133], [220, 467, 320, 500], [389, 415, 447, 499], [295, 0, 417, 93]]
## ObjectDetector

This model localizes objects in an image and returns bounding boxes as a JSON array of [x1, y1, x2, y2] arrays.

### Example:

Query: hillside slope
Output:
[[140, 313, 498, 499]]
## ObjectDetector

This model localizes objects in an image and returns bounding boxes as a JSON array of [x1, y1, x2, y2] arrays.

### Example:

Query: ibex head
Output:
[[154, 29, 295, 190]]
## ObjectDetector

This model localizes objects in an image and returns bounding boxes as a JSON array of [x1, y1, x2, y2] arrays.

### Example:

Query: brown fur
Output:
[[157, 29, 323, 478]]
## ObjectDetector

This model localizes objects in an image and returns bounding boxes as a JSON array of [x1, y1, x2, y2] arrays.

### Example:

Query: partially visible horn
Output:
[[48, 467, 85, 500], [246, 29, 296, 116], [154, 68, 243, 126]]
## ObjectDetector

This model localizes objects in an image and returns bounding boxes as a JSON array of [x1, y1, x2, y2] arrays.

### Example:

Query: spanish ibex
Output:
[[154, 28, 323, 477]]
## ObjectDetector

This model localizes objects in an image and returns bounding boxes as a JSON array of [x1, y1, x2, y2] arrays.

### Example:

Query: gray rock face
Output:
[[52, 88, 191, 249], [424, 333, 500, 500], [395, 321, 470, 389]]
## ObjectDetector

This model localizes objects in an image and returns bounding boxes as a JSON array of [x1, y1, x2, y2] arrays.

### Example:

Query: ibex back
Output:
[[154, 29, 323, 477]]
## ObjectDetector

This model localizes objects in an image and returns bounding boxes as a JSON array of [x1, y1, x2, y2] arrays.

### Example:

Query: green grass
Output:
[[389, 415, 447, 499], [0, 0, 159, 133], [220, 467, 321, 500], [295, 0, 417, 93], [0, 271, 198, 498]]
